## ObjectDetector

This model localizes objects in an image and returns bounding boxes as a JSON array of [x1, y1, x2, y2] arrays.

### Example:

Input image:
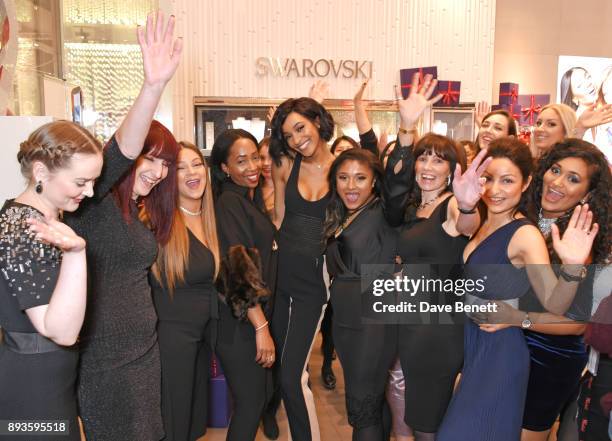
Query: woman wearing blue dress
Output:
[[437, 138, 599, 441]]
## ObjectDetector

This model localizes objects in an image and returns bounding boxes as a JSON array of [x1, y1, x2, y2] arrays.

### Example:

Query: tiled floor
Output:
[[200, 333, 357, 441]]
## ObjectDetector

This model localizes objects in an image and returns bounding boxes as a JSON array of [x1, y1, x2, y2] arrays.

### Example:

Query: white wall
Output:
[[493, 0, 612, 101], [167, 0, 497, 141], [0, 116, 54, 203]]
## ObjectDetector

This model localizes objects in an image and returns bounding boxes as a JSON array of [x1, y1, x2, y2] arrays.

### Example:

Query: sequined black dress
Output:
[[0, 201, 80, 441]]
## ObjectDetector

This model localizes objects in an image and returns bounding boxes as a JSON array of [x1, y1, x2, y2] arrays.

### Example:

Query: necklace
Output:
[[180, 206, 202, 216], [418, 192, 445, 210], [537, 208, 557, 237]]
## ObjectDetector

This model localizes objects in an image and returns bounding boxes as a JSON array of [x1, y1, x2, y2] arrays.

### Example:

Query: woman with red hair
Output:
[[65, 11, 183, 441]]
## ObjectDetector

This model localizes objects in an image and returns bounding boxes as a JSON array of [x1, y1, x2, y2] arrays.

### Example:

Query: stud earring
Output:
[[35, 181, 43, 194], [446, 175, 451, 187]]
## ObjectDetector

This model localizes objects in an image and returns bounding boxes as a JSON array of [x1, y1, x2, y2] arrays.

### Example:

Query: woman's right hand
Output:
[[137, 11, 183, 88], [255, 325, 276, 368], [475, 101, 491, 128], [27, 218, 86, 253], [397, 72, 442, 127]]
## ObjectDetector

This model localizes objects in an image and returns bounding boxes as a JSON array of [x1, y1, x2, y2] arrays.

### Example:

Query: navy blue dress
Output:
[[438, 219, 533, 441]]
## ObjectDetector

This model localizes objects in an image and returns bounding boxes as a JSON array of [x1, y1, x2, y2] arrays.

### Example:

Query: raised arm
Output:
[[115, 11, 183, 159], [383, 73, 441, 226], [573, 103, 612, 139]]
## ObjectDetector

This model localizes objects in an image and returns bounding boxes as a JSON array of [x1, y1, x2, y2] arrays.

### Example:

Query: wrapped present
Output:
[[208, 375, 232, 428], [399, 66, 438, 99], [517, 127, 532, 145], [518, 94, 550, 126], [433, 81, 461, 107], [499, 82, 519, 106], [492, 103, 522, 122], [210, 354, 224, 378]]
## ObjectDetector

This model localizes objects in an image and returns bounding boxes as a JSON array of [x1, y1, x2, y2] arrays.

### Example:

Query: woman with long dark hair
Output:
[[209, 128, 278, 441], [268, 97, 335, 441], [473, 139, 611, 441], [149, 141, 220, 441], [437, 138, 598, 441], [323, 148, 398, 441], [382, 72, 489, 441], [65, 12, 183, 440]]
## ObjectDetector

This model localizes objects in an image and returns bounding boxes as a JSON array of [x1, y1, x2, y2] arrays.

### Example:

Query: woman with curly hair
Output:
[[209, 129, 278, 441], [475, 139, 611, 441]]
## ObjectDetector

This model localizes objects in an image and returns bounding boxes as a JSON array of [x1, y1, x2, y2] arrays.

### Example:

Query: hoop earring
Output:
[[35, 181, 43, 194]]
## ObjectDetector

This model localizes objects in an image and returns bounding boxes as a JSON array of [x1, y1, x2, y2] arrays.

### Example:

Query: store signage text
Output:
[[255, 57, 373, 79]]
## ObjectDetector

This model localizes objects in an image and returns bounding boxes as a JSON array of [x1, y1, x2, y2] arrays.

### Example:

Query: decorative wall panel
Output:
[[166, 0, 496, 141]]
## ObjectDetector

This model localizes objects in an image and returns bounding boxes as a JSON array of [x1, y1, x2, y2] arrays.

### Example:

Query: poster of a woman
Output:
[[558, 56, 612, 163]]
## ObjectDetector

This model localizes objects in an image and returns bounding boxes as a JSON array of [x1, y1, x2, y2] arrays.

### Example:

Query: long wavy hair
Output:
[[113, 120, 179, 245], [150, 142, 220, 295], [323, 149, 384, 240], [269, 97, 334, 166], [403, 133, 467, 222], [560, 67, 584, 110], [529, 139, 611, 264]]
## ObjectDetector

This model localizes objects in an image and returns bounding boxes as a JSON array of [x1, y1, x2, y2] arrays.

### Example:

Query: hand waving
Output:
[[452, 148, 492, 211], [396, 73, 442, 127], [576, 103, 612, 130], [137, 11, 183, 88], [27, 218, 86, 253], [309, 80, 329, 104], [475, 101, 491, 128], [552, 204, 599, 265]]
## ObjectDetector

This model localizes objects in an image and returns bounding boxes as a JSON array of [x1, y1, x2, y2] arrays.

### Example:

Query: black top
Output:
[[151, 229, 216, 322], [397, 195, 468, 265], [359, 129, 379, 156], [327, 198, 397, 277], [0, 201, 61, 333], [215, 180, 278, 318], [278, 154, 331, 257], [65, 137, 159, 371], [382, 141, 416, 227]]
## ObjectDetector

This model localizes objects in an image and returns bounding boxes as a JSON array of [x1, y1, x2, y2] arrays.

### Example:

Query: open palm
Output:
[[452, 148, 491, 210], [137, 11, 183, 88], [552, 204, 599, 265], [396, 72, 442, 126]]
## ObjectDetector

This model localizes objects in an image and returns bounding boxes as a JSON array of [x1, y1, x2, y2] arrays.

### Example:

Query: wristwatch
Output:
[[559, 265, 587, 282], [521, 312, 532, 329]]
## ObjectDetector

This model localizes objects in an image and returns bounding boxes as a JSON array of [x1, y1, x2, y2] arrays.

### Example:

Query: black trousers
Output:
[[334, 321, 397, 441], [320, 302, 335, 369], [271, 291, 327, 441], [158, 317, 213, 441], [216, 304, 271, 441]]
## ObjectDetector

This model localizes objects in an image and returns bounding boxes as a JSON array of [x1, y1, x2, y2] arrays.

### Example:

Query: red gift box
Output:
[[499, 82, 519, 106], [517, 94, 550, 126], [433, 81, 461, 107], [399, 66, 438, 99], [492, 103, 522, 122]]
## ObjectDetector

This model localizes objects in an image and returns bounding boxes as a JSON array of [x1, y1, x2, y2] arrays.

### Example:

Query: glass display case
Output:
[[425, 106, 476, 142], [194, 97, 401, 154]]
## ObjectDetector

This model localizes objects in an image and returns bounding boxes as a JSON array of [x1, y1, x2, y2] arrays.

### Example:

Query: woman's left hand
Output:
[[552, 204, 599, 265], [452, 148, 491, 211], [479, 323, 513, 333]]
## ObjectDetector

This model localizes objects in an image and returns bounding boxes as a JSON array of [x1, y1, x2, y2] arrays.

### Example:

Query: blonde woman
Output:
[[149, 141, 220, 441]]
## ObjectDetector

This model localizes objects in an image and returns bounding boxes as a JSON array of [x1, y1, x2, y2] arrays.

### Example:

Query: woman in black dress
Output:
[[210, 129, 278, 441], [0, 121, 102, 441], [383, 72, 490, 441], [149, 141, 221, 441], [65, 12, 183, 441], [269, 97, 336, 441], [323, 148, 398, 441]]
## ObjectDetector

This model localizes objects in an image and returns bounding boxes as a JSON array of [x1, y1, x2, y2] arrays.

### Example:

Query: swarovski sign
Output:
[[256, 57, 373, 79]]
